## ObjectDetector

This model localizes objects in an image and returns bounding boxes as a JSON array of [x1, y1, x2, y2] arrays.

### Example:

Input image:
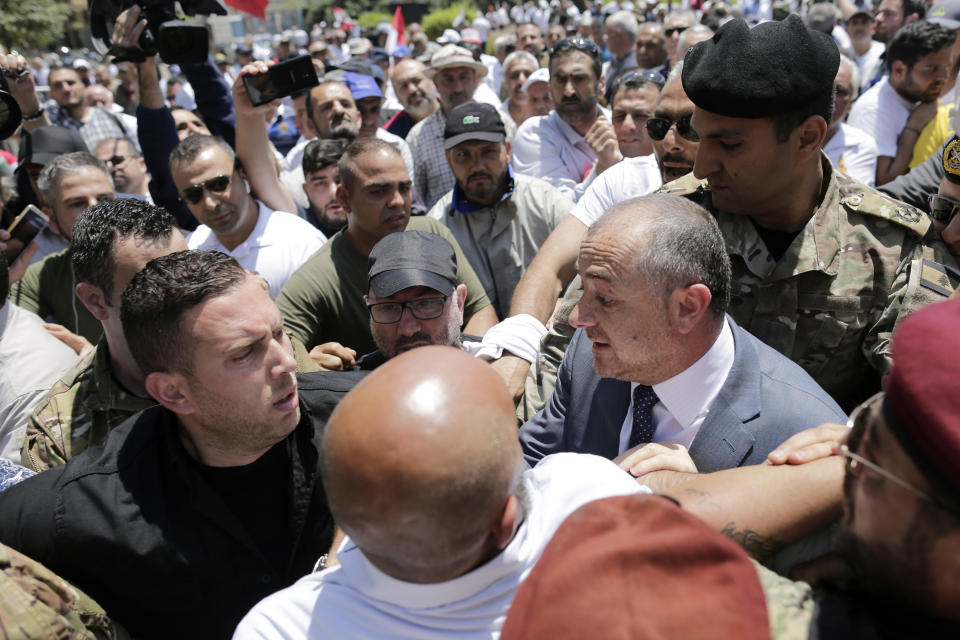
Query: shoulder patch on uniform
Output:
[[920, 259, 960, 297], [944, 137, 960, 180], [848, 189, 931, 237]]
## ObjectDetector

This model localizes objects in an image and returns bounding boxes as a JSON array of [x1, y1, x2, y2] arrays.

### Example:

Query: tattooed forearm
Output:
[[679, 487, 723, 511], [721, 521, 785, 560]]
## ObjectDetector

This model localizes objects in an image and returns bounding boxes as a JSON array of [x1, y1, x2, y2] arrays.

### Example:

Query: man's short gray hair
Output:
[[838, 54, 860, 95], [503, 50, 538, 75], [493, 34, 515, 54], [36, 152, 112, 208], [677, 25, 713, 55], [592, 193, 732, 318], [605, 11, 640, 40]]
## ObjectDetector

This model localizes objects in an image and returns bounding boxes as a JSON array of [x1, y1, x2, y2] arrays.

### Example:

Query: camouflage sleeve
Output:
[[20, 393, 70, 473], [0, 543, 114, 639], [752, 560, 815, 640], [862, 233, 959, 379]]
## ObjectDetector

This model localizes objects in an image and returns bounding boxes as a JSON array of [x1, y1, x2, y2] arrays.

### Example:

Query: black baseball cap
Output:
[[367, 231, 458, 297], [444, 101, 506, 150], [18, 126, 88, 166]]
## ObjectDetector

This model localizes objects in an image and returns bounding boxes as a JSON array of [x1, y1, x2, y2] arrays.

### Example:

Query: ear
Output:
[[669, 283, 712, 334], [75, 282, 111, 322], [455, 283, 467, 315], [504, 139, 512, 163], [795, 115, 828, 157], [890, 59, 907, 82], [491, 493, 520, 550], [597, 73, 607, 102], [336, 183, 353, 213], [144, 371, 196, 415]]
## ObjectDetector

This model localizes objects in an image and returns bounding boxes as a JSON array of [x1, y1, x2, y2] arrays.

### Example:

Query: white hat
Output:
[[424, 44, 488, 79], [437, 28, 462, 44], [522, 67, 550, 92], [348, 37, 372, 56]]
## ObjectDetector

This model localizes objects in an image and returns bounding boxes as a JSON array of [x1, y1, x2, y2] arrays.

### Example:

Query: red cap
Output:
[[886, 298, 960, 491], [501, 494, 771, 640]]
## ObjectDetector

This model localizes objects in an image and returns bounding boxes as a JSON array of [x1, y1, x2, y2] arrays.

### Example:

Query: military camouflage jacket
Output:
[[20, 340, 155, 473], [0, 543, 114, 639], [661, 157, 958, 409]]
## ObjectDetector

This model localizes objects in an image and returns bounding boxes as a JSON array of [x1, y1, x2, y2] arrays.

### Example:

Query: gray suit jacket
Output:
[[519, 318, 846, 472]]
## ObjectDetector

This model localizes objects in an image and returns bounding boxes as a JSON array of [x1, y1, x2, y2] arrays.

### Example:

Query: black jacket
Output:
[[0, 371, 364, 639]]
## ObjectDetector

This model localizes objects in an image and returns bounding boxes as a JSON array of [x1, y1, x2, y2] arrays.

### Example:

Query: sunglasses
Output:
[[928, 193, 960, 224], [550, 37, 601, 58], [105, 154, 129, 167], [664, 27, 687, 37], [179, 174, 232, 205], [840, 392, 960, 516], [646, 114, 700, 142], [367, 296, 447, 324], [618, 68, 665, 89]]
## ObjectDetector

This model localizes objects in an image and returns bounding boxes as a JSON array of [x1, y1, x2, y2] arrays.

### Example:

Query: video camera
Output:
[[89, 0, 226, 65]]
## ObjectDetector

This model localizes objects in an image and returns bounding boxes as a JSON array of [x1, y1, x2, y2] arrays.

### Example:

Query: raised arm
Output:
[[232, 61, 297, 214]]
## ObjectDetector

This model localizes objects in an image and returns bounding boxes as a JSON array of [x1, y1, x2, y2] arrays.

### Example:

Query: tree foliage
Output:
[[422, 4, 475, 41], [0, 0, 71, 50]]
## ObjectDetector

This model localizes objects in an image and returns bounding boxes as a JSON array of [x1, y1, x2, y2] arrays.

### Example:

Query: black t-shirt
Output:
[[191, 441, 293, 571], [752, 220, 802, 262]]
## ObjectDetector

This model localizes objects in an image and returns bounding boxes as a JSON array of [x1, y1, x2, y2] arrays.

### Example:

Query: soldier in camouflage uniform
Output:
[[20, 199, 187, 472], [663, 15, 957, 410]]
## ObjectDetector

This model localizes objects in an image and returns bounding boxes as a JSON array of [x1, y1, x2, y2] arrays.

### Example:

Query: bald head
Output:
[[323, 346, 523, 582]]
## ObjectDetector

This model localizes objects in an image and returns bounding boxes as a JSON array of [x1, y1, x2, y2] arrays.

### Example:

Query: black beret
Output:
[[682, 15, 840, 119]]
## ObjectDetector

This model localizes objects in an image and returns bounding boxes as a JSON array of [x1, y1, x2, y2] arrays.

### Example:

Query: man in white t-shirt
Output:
[[847, 21, 955, 185], [170, 135, 325, 299], [233, 346, 646, 639]]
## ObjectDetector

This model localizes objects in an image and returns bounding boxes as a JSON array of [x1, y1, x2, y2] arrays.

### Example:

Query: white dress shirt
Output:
[[618, 318, 735, 453]]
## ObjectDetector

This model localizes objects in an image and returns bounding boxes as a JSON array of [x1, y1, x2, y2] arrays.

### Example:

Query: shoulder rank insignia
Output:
[[943, 137, 960, 181], [920, 259, 960, 297], [896, 204, 922, 223]]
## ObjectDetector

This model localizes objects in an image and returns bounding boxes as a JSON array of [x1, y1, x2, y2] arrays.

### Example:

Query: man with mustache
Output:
[[427, 102, 572, 319], [512, 38, 610, 203], [171, 134, 325, 299], [408, 45, 500, 210], [384, 58, 439, 139], [847, 21, 955, 186]]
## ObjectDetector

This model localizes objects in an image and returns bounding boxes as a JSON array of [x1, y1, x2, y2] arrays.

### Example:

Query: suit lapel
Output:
[[688, 319, 762, 472]]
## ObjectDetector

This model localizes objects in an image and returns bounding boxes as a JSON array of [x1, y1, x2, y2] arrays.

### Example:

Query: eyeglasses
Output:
[[928, 193, 960, 224], [179, 174, 232, 205], [840, 392, 960, 516], [664, 27, 687, 38], [367, 296, 447, 324], [646, 114, 700, 141]]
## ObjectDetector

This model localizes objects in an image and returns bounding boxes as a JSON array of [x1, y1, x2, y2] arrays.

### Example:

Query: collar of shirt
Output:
[[632, 316, 735, 433], [451, 164, 516, 214], [550, 106, 611, 148], [881, 76, 919, 112], [191, 200, 268, 258]]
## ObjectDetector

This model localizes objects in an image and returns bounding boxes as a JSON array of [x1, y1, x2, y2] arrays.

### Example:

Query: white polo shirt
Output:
[[187, 201, 326, 299]]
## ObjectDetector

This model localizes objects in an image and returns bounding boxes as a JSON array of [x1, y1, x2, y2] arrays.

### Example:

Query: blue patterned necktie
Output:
[[628, 385, 660, 449]]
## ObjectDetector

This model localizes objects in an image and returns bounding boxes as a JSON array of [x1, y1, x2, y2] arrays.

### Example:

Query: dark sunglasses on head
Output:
[[550, 37, 600, 58], [619, 68, 665, 89], [645, 114, 699, 142], [928, 193, 960, 223], [179, 174, 232, 205]]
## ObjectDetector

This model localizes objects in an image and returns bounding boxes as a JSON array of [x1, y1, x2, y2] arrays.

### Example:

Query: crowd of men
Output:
[[0, 0, 958, 637]]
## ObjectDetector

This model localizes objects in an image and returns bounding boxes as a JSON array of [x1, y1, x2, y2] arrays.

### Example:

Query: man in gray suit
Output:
[[519, 194, 845, 479]]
